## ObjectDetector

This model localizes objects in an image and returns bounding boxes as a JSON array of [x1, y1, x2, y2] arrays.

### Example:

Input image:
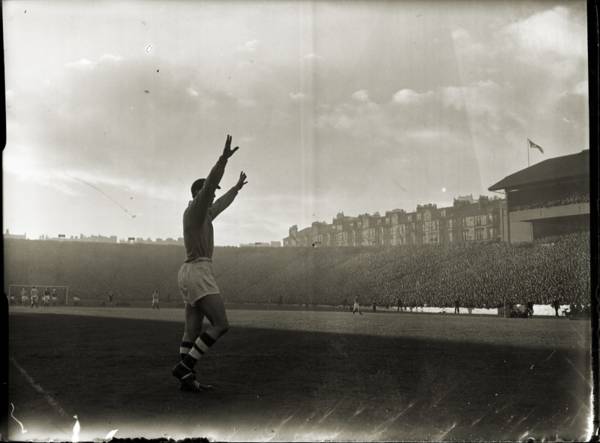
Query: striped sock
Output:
[[182, 332, 217, 369], [180, 341, 194, 360]]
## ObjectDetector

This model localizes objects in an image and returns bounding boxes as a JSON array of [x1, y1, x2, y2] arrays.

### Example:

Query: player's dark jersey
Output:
[[183, 156, 238, 262]]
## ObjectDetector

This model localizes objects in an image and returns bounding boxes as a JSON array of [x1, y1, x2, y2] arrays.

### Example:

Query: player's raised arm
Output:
[[210, 171, 248, 219], [190, 134, 240, 221]]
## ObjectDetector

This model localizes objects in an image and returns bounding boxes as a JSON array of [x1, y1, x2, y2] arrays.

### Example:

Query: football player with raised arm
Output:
[[172, 134, 248, 392]]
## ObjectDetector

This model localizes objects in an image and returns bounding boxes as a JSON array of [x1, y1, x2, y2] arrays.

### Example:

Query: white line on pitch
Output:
[[10, 356, 70, 419]]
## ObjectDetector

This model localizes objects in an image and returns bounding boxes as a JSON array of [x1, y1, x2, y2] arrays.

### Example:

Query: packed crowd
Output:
[[6, 232, 591, 311], [219, 232, 591, 310], [511, 193, 589, 211]]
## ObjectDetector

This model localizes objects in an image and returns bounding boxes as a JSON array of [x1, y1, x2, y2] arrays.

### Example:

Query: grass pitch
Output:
[[8, 307, 592, 441]]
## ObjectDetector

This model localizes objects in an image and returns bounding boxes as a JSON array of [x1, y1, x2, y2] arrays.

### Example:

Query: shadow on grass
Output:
[[9, 314, 592, 441]]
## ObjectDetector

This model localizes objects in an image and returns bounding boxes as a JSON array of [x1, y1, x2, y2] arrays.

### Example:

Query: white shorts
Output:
[[178, 260, 220, 306]]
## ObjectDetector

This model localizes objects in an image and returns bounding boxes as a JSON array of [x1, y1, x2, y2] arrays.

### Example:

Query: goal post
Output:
[[8, 284, 70, 305]]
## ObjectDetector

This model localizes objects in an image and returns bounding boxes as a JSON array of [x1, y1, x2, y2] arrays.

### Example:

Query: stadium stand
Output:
[[3, 232, 590, 311], [489, 150, 589, 242]]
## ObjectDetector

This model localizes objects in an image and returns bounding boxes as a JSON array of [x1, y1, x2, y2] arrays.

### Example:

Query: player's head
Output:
[[191, 178, 221, 201]]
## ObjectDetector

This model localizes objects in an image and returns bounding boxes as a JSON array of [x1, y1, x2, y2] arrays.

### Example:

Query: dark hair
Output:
[[191, 178, 206, 197], [190, 178, 220, 197]]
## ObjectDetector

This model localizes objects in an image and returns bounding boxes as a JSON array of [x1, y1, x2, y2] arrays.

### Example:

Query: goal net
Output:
[[8, 284, 71, 305]]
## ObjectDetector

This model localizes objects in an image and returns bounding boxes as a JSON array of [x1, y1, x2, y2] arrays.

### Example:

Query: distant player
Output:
[[51, 288, 58, 306], [552, 299, 560, 317], [454, 299, 460, 314], [43, 288, 51, 307], [20, 288, 29, 306], [108, 290, 114, 306], [172, 134, 248, 393], [30, 286, 39, 308], [352, 296, 362, 315], [152, 289, 160, 309], [526, 301, 534, 318]]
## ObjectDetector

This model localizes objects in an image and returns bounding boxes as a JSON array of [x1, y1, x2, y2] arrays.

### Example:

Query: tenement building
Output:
[[283, 195, 506, 247]]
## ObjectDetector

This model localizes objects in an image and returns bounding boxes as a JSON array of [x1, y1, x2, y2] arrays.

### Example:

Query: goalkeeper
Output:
[[172, 134, 248, 392]]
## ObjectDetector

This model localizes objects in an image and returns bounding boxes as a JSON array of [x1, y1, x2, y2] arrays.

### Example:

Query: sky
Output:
[[2, 1, 589, 245]]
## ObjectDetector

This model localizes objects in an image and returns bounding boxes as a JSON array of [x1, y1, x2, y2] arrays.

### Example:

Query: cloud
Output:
[[392, 89, 434, 105], [4, 145, 80, 196], [65, 58, 95, 70], [439, 86, 464, 111], [441, 80, 500, 111], [65, 54, 124, 70], [502, 6, 587, 59], [351, 89, 369, 102], [239, 135, 255, 144], [451, 28, 470, 42], [405, 129, 448, 142], [186, 87, 199, 97], [63, 169, 178, 202], [451, 27, 487, 60], [440, 80, 527, 134], [6, 54, 311, 219], [450, 6, 587, 87], [237, 97, 257, 107], [319, 112, 353, 130], [237, 39, 260, 53], [99, 54, 123, 63], [303, 53, 323, 60], [289, 91, 308, 101]]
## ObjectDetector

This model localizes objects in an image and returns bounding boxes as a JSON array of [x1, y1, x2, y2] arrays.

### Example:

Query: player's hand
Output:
[[222, 134, 239, 159], [236, 171, 248, 190]]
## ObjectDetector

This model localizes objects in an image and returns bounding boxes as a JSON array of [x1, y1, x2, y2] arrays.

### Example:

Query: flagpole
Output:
[[527, 139, 530, 167]]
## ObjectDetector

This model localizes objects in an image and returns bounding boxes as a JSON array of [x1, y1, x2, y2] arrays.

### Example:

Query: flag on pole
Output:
[[528, 139, 544, 153]]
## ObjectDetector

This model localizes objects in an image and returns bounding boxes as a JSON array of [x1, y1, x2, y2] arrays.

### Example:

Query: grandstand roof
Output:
[[488, 150, 589, 191]]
